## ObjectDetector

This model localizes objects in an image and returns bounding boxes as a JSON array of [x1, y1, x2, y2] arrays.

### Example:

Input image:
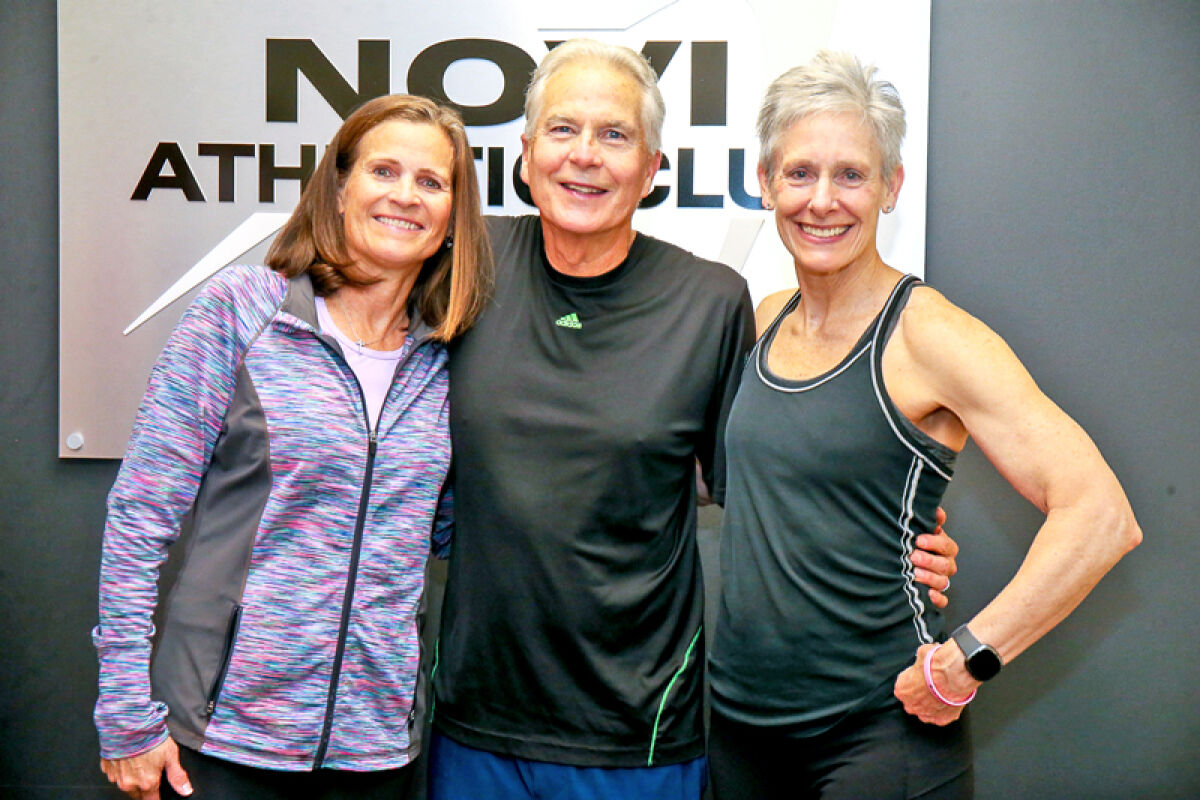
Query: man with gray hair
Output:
[[428, 38, 953, 799]]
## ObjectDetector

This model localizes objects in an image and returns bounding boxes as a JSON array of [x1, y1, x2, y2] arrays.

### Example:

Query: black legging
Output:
[[161, 745, 416, 800], [708, 704, 973, 800]]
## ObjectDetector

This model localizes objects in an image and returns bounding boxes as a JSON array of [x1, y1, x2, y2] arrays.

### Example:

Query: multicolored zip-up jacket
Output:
[[93, 265, 452, 771]]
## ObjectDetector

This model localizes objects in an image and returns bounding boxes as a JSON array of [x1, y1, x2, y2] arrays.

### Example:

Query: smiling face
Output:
[[337, 119, 455, 279], [520, 60, 661, 248], [759, 112, 903, 278]]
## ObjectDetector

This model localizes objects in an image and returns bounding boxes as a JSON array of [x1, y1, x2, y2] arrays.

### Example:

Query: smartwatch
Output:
[[950, 624, 1003, 681]]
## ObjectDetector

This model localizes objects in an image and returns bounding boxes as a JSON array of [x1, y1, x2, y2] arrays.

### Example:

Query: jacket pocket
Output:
[[205, 604, 243, 716]]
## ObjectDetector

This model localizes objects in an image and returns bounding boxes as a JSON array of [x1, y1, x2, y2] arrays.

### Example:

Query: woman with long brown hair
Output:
[[94, 94, 491, 799]]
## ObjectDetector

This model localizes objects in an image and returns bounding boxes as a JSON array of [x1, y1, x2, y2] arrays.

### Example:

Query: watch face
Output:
[[967, 647, 1003, 681]]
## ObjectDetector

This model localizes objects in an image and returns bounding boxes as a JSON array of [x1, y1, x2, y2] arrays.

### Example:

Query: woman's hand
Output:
[[101, 737, 192, 799], [911, 507, 958, 609], [894, 643, 976, 726]]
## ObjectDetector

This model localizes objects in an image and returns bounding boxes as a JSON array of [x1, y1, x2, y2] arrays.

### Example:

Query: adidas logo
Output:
[[554, 312, 582, 329]]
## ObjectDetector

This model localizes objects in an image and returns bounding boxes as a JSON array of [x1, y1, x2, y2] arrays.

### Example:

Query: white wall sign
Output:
[[58, 0, 930, 458]]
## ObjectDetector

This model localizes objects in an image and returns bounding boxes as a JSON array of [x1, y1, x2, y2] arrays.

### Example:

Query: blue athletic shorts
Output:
[[428, 731, 708, 800]]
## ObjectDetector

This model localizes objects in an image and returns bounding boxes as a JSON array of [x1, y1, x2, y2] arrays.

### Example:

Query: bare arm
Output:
[[891, 290, 1141, 723]]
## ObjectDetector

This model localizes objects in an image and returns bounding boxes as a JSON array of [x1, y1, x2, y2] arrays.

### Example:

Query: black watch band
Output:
[[950, 624, 1003, 681]]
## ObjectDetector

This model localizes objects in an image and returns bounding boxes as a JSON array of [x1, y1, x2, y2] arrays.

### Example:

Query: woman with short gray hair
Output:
[[707, 50, 1140, 799]]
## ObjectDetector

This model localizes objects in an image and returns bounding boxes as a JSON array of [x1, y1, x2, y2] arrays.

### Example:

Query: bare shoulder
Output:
[[754, 289, 797, 336], [896, 285, 1013, 361], [894, 284, 1036, 406]]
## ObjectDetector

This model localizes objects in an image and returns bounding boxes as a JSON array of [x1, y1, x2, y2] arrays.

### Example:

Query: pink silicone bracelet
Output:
[[923, 643, 977, 706]]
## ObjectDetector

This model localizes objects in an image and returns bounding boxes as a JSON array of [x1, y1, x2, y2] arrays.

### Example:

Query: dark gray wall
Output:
[[1, 3, 125, 799], [2, 1, 1196, 797], [921, 2, 1200, 796]]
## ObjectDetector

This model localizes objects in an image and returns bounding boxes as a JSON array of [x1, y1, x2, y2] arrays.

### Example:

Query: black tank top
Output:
[[709, 275, 957, 735]]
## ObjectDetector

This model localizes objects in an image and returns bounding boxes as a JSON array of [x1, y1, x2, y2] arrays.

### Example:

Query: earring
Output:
[[762, 201, 774, 211], [882, 205, 893, 214], [444, 234, 454, 249]]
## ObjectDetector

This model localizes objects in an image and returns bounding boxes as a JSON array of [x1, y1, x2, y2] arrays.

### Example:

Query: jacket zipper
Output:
[[313, 426, 376, 767], [311, 332, 432, 768], [204, 603, 243, 716]]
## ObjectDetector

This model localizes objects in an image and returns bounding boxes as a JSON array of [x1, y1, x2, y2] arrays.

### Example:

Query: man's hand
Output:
[[911, 507, 958, 609], [101, 737, 192, 800]]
